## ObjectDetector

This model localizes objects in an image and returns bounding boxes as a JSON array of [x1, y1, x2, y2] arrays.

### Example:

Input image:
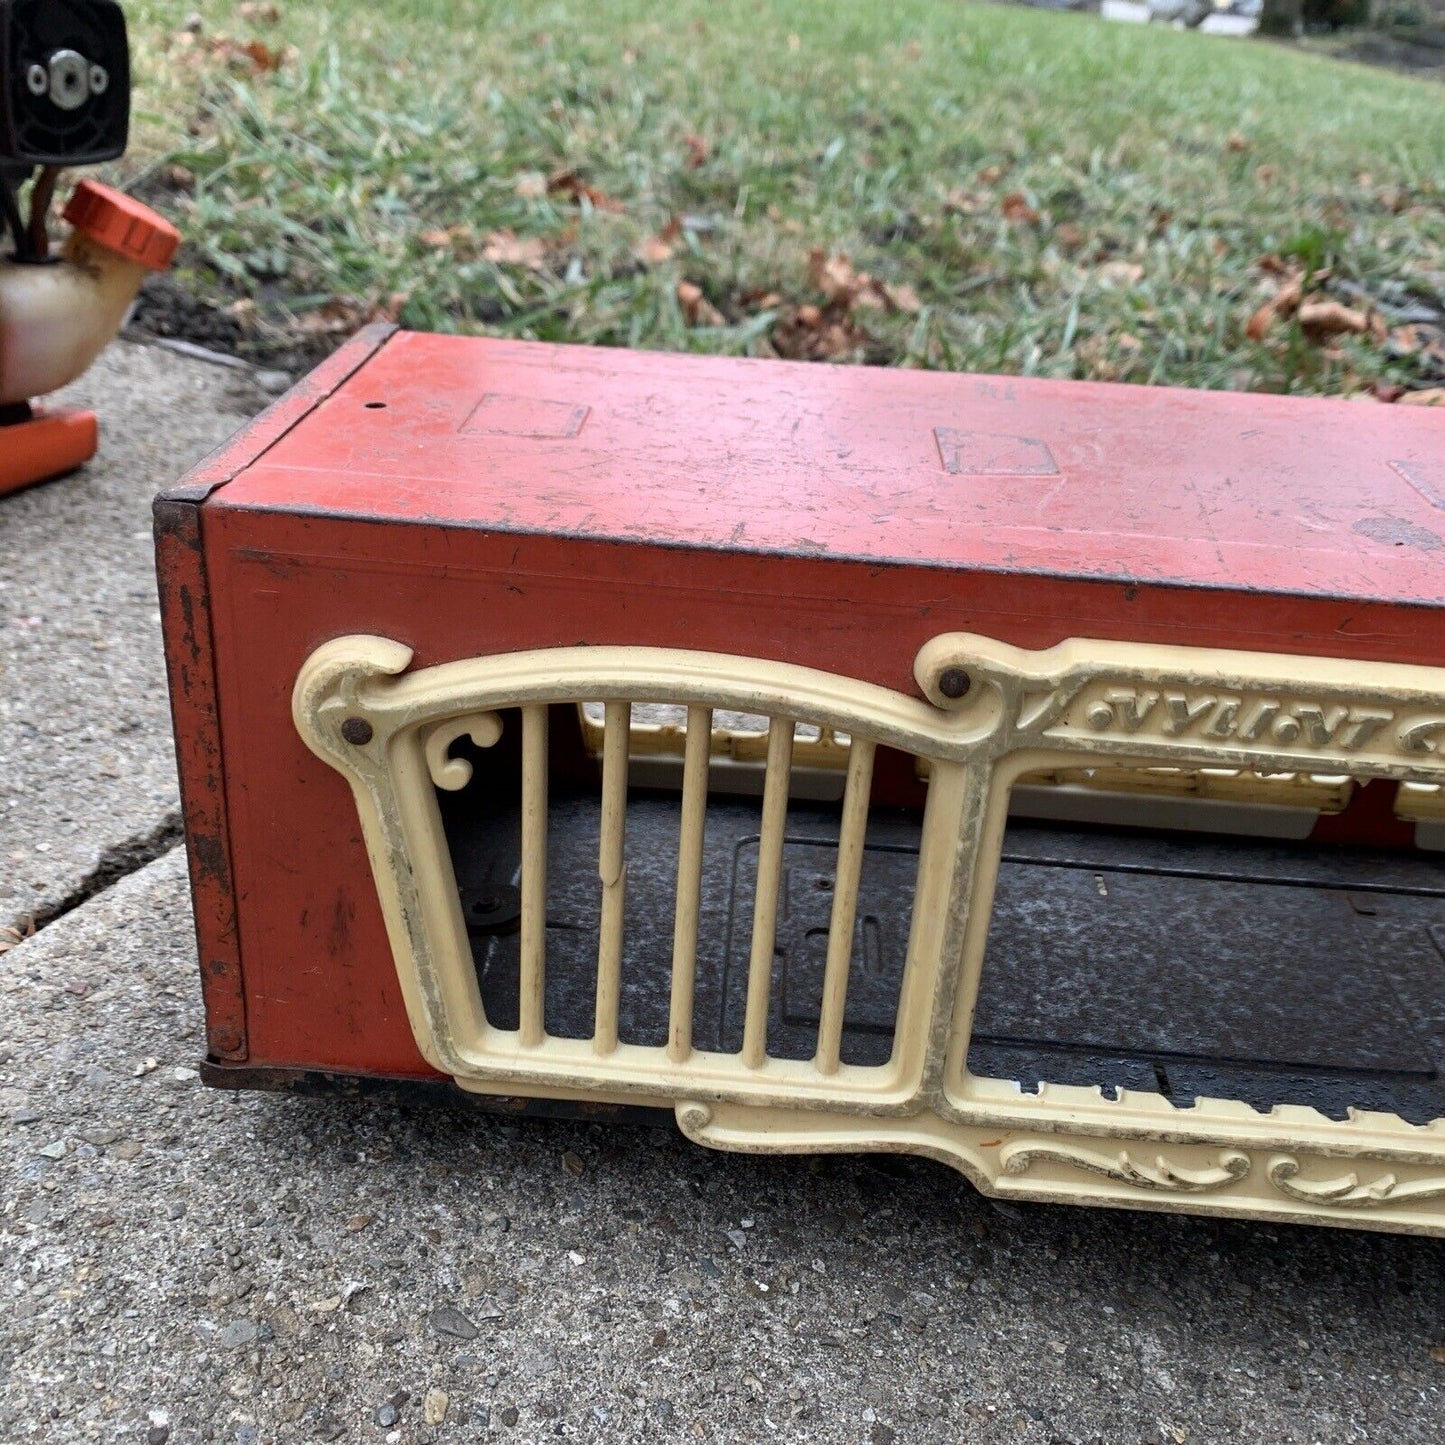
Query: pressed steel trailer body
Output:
[[156, 326, 1445, 1234]]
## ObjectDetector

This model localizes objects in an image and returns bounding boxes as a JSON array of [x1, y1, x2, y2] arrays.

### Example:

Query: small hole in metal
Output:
[[364, 401, 387, 410]]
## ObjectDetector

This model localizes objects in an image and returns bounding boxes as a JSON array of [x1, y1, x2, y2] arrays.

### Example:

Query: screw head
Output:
[[938, 667, 972, 700], [26, 63, 48, 96], [340, 716, 374, 745]]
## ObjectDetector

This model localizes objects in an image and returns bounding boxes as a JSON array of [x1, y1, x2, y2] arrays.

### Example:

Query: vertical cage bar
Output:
[[518, 704, 548, 1047], [814, 736, 876, 1075], [594, 700, 631, 1054], [668, 706, 712, 1063], [742, 716, 795, 1068]]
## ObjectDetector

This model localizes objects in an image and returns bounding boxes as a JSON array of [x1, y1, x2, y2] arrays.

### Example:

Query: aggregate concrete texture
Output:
[[2, 850, 1445, 1445], [0, 340, 262, 931]]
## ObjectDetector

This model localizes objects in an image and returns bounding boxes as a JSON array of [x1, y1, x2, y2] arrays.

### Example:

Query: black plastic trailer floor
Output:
[[445, 788, 1445, 1127]]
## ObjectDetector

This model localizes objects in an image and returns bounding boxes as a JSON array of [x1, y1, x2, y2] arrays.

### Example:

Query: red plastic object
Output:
[[156, 328, 1445, 1075], [0, 407, 98, 497], [62, 179, 180, 271]]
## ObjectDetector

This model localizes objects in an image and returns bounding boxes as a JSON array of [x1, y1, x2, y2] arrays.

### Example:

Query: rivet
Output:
[[938, 668, 972, 700], [340, 717, 374, 745]]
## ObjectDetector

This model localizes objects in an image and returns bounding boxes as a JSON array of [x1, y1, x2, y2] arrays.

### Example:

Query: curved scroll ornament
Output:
[[1001, 1140, 1251, 1193], [1268, 1157, 1445, 1209], [423, 713, 504, 791]]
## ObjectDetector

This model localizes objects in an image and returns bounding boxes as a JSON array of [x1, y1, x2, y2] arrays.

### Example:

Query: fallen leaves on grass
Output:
[[170, 28, 292, 74], [807, 249, 921, 314], [547, 169, 623, 212], [772, 303, 867, 362], [1000, 191, 1040, 226], [1226, 133, 1251, 153], [480, 229, 550, 270], [635, 216, 682, 266], [1246, 261, 1390, 349], [1244, 264, 1309, 341], [944, 188, 987, 216], [676, 280, 725, 327], [1095, 261, 1144, 287], [292, 293, 408, 335], [1298, 300, 1378, 344], [682, 133, 710, 168], [1389, 324, 1445, 371]]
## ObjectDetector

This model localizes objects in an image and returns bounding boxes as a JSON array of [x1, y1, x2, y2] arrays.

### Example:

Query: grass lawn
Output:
[[106, 0, 1445, 396]]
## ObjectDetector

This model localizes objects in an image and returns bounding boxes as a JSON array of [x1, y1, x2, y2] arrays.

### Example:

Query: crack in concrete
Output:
[[15, 814, 185, 938]]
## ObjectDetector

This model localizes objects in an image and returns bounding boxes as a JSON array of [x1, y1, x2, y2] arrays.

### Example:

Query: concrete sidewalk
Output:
[[0, 340, 266, 932], [3, 848, 1445, 1445], [2, 341, 1444, 1444]]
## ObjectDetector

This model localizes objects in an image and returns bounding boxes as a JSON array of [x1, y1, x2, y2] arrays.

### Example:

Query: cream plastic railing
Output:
[[295, 632, 1445, 1234]]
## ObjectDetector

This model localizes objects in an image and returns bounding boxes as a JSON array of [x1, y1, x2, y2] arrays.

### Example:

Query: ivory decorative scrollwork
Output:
[[1268, 1157, 1445, 1209], [1000, 1141, 1252, 1193], [293, 632, 1445, 1236], [423, 713, 504, 791]]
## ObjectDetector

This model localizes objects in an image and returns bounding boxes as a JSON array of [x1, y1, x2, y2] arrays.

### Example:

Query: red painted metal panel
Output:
[[216, 334, 1445, 609], [170, 332, 1445, 1078], [154, 325, 397, 1065]]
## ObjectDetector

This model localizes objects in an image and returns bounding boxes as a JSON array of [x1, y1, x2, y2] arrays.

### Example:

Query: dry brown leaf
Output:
[[513, 172, 548, 200], [682, 133, 710, 169], [1398, 388, 1445, 407], [676, 281, 724, 327], [1245, 271, 1305, 342], [636, 234, 675, 265], [1226, 133, 1250, 153], [772, 304, 866, 362], [977, 165, 1003, 185], [0, 919, 35, 956], [808, 249, 859, 303], [369, 293, 408, 325], [903, 40, 924, 60], [1000, 191, 1039, 226], [1245, 300, 1278, 344], [238, 1, 281, 21], [480, 228, 549, 269], [1298, 300, 1369, 342], [1054, 223, 1086, 251], [233, 38, 287, 72], [944, 188, 986, 216], [881, 281, 922, 314], [1254, 164, 1277, 185], [295, 296, 366, 334], [1097, 261, 1143, 286], [547, 169, 623, 213], [1391, 324, 1429, 356]]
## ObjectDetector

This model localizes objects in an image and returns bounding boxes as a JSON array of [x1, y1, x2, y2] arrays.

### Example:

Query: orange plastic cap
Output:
[[62, 180, 180, 272]]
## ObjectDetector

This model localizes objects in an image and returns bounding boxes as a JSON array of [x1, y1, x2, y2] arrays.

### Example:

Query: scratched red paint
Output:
[[158, 331, 1444, 1081], [221, 332, 1445, 605]]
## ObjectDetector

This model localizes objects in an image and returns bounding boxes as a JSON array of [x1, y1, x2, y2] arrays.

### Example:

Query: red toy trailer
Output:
[[157, 327, 1445, 1233]]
